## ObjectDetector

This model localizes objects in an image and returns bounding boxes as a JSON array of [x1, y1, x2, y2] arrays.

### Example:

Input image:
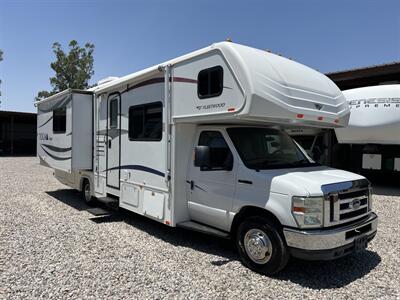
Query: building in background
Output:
[[0, 110, 37, 156], [326, 61, 400, 90]]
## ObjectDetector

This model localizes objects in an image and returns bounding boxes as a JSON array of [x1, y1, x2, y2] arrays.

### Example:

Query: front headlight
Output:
[[292, 196, 324, 228]]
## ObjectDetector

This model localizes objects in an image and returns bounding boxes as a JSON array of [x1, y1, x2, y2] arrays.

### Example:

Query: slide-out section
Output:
[[37, 89, 93, 173]]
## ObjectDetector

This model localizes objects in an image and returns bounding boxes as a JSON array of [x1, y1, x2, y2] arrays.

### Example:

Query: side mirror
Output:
[[194, 146, 210, 168]]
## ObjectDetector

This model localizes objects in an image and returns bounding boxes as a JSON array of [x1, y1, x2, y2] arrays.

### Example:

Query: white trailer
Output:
[[335, 85, 400, 176], [36, 42, 377, 275]]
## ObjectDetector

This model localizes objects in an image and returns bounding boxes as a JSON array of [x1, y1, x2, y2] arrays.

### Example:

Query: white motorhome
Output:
[[36, 42, 377, 275]]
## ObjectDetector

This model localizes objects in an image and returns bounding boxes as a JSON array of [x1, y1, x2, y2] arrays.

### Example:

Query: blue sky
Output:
[[0, 0, 399, 113]]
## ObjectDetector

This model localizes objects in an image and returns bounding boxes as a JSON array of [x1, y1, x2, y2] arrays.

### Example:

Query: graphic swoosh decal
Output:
[[41, 144, 72, 152], [38, 116, 53, 128], [104, 165, 165, 177], [121, 76, 197, 94], [186, 180, 207, 192], [40, 145, 71, 161]]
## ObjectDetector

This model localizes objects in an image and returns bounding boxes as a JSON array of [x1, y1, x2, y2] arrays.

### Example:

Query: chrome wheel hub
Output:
[[244, 229, 273, 264]]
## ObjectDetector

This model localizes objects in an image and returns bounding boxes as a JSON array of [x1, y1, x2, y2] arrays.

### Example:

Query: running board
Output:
[[177, 221, 230, 239], [86, 207, 112, 217], [97, 196, 119, 210]]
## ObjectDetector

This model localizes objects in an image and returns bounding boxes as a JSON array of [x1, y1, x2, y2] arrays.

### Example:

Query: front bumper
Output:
[[283, 212, 378, 260]]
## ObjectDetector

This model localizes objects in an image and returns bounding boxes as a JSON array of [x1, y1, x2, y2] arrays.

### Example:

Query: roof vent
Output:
[[97, 76, 119, 86]]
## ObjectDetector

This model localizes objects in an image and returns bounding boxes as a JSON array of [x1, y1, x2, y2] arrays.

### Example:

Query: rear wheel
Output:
[[82, 179, 96, 206], [236, 216, 289, 275]]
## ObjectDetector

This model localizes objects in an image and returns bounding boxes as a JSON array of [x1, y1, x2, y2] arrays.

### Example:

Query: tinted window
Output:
[[110, 99, 118, 128], [53, 107, 66, 133], [198, 131, 232, 170], [197, 66, 223, 99], [129, 102, 162, 141]]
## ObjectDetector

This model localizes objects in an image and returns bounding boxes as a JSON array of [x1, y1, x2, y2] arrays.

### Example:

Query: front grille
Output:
[[340, 197, 368, 210], [338, 189, 367, 200], [340, 207, 368, 220], [322, 180, 370, 226]]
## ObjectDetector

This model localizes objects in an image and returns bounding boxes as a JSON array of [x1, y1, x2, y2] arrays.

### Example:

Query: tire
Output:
[[82, 179, 96, 206], [236, 216, 289, 275]]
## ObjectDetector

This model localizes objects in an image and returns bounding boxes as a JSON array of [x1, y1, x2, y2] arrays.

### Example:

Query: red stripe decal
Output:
[[124, 76, 197, 93], [172, 77, 198, 84]]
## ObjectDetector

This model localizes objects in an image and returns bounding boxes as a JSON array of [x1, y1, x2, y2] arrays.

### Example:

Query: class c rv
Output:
[[36, 42, 378, 275]]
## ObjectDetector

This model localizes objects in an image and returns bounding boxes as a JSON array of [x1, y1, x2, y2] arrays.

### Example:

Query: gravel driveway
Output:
[[1, 157, 399, 299]]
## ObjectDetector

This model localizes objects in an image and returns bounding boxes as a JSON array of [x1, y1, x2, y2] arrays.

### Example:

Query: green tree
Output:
[[36, 40, 95, 101]]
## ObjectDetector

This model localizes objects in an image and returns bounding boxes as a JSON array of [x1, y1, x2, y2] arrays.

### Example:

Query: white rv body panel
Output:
[[335, 84, 400, 144]]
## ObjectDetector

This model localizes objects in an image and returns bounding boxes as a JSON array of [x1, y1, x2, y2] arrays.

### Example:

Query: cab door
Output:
[[186, 129, 236, 231]]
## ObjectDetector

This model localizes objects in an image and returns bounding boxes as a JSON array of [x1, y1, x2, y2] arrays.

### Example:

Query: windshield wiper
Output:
[[291, 159, 319, 166]]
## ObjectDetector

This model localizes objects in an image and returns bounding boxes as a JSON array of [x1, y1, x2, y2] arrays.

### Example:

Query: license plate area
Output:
[[354, 234, 368, 252]]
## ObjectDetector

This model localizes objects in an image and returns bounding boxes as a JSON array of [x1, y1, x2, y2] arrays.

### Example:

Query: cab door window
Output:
[[198, 131, 233, 171]]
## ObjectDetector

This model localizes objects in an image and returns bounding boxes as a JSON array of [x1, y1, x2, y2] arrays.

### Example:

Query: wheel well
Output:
[[230, 206, 282, 238]]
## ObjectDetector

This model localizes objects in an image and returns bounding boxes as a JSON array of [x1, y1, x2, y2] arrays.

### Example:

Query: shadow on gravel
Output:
[[46, 189, 90, 211], [118, 208, 239, 264], [47, 188, 381, 289], [275, 250, 381, 289], [46, 188, 238, 263]]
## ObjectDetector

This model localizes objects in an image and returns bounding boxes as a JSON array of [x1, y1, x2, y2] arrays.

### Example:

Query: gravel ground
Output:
[[1, 157, 399, 299]]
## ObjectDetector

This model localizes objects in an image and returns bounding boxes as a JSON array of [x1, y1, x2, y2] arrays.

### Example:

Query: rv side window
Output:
[[109, 99, 118, 128], [53, 107, 66, 133], [129, 102, 163, 141], [198, 131, 232, 171], [197, 66, 223, 99]]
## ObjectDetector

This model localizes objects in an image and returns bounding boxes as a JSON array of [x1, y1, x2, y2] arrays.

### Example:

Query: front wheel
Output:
[[236, 216, 289, 275]]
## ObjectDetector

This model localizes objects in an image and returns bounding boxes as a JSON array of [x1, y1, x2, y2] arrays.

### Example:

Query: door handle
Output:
[[108, 139, 112, 148], [190, 180, 194, 190]]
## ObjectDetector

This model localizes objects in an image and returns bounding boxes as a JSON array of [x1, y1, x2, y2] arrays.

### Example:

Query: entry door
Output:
[[187, 130, 236, 231], [106, 94, 121, 189]]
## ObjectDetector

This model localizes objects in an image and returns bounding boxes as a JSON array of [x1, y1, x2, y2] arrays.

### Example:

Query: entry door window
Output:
[[198, 131, 232, 171], [109, 99, 118, 128]]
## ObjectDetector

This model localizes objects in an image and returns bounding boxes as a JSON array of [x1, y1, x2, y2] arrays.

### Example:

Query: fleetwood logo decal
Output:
[[196, 103, 226, 110]]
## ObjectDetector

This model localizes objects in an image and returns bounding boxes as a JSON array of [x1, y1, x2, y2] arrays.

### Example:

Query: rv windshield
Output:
[[227, 127, 319, 170]]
